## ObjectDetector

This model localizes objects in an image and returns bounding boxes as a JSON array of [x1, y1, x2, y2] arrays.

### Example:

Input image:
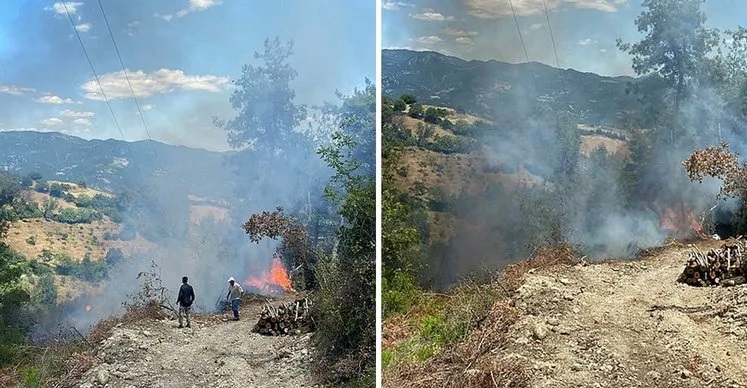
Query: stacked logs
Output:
[[678, 240, 747, 287], [252, 298, 313, 336]]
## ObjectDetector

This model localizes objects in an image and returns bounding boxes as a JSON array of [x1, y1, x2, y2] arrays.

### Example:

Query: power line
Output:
[[507, 0, 531, 64], [507, 0, 538, 93], [61, 0, 140, 173], [96, 0, 160, 163], [542, 0, 561, 68]]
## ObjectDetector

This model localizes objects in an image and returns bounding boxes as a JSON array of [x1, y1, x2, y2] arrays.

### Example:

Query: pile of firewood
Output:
[[678, 240, 747, 286], [252, 298, 313, 336]]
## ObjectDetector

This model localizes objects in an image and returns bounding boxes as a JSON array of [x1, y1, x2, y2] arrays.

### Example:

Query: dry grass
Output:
[[5, 218, 119, 260], [498, 243, 579, 293], [388, 300, 526, 388], [88, 300, 165, 345], [188, 204, 231, 225], [45, 181, 112, 199], [580, 135, 631, 158]]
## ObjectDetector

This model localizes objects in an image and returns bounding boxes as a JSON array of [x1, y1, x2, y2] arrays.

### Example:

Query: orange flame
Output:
[[658, 203, 702, 235], [243, 255, 292, 294]]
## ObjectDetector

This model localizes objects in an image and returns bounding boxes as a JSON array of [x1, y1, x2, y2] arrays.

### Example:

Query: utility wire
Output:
[[61, 0, 141, 175], [508, 0, 531, 64], [507, 0, 538, 92], [542, 0, 561, 68], [96, 0, 160, 163]]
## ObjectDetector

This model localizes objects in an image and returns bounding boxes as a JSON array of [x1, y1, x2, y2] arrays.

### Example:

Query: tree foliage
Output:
[[218, 37, 308, 154]]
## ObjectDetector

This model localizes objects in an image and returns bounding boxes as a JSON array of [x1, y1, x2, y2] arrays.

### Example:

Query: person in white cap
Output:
[[226, 277, 243, 321]]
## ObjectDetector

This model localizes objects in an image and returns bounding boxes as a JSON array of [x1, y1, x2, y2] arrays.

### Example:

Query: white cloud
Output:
[[578, 38, 597, 46], [600, 48, 608, 53], [35, 95, 76, 104], [530, 23, 543, 30], [75, 23, 92, 32], [45, 1, 83, 15], [455, 37, 474, 45], [126, 21, 140, 36], [565, 0, 627, 12], [465, 0, 624, 19], [416, 36, 443, 45], [142, 104, 154, 111], [382, 1, 414, 10], [157, 0, 221, 21], [73, 118, 92, 126], [412, 9, 454, 21], [443, 28, 478, 38], [80, 68, 229, 100], [0, 85, 36, 96], [154, 13, 174, 22], [59, 109, 94, 118], [40, 118, 64, 126], [189, 0, 220, 10]]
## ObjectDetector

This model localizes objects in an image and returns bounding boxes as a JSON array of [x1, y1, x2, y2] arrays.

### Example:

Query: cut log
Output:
[[678, 239, 747, 287], [251, 297, 314, 336]]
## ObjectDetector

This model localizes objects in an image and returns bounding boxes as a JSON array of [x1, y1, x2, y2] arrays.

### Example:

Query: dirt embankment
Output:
[[385, 239, 747, 388], [75, 295, 315, 388], [504, 240, 747, 387]]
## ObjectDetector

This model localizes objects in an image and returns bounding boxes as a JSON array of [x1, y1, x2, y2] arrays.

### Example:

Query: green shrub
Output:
[[35, 180, 48, 193], [382, 271, 420, 317], [20, 365, 43, 388], [54, 208, 102, 224], [54, 253, 108, 282], [26, 235, 36, 245]]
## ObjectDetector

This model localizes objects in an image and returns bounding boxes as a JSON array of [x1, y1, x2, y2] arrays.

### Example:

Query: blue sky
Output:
[[383, 0, 746, 77], [0, 0, 375, 151]]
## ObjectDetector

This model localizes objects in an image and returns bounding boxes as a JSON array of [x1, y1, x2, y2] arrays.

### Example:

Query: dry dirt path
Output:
[[505, 240, 747, 388], [74, 296, 314, 388]]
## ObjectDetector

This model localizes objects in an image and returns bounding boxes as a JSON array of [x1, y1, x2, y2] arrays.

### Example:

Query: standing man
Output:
[[226, 277, 243, 321], [176, 276, 195, 328]]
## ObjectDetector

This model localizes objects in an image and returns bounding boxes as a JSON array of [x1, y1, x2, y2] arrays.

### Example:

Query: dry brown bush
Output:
[[390, 299, 526, 388]]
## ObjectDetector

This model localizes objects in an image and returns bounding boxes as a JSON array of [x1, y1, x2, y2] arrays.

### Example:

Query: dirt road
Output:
[[75, 296, 314, 388], [505, 240, 747, 387]]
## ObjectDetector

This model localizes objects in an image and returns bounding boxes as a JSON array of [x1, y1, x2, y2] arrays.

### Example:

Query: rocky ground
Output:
[[75, 295, 315, 388], [503, 239, 747, 388]]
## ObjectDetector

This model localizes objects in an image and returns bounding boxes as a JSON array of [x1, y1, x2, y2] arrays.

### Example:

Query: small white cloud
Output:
[[412, 9, 454, 21], [465, 0, 625, 19], [443, 28, 478, 37], [73, 118, 92, 126], [600, 48, 608, 53], [565, 0, 627, 13], [0, 85, 36, 96], [59, 109, 94, 118], [157, 0, 221, 21], [142, 104, 154, 111], [45, 1, 83, 15], [126, 21, 140, 36], [416, 36, 443, 45], [578, 38, 597, 46], [455, 36, 474, 45], [154, 13, 174, 22], [75, 23, 92, 32], [382, 1, 414, 10], [80, 68, 229, 100], [530, 23, 543, 30], [40, 118, 64, 126], [35, 95, 76, 104]]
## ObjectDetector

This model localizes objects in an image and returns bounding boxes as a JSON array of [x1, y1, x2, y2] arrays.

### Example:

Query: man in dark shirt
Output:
[[176, 276, 195, 328]]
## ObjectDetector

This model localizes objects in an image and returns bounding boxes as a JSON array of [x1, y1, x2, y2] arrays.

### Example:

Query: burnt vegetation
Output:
[[383, 0, 747, 385]]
